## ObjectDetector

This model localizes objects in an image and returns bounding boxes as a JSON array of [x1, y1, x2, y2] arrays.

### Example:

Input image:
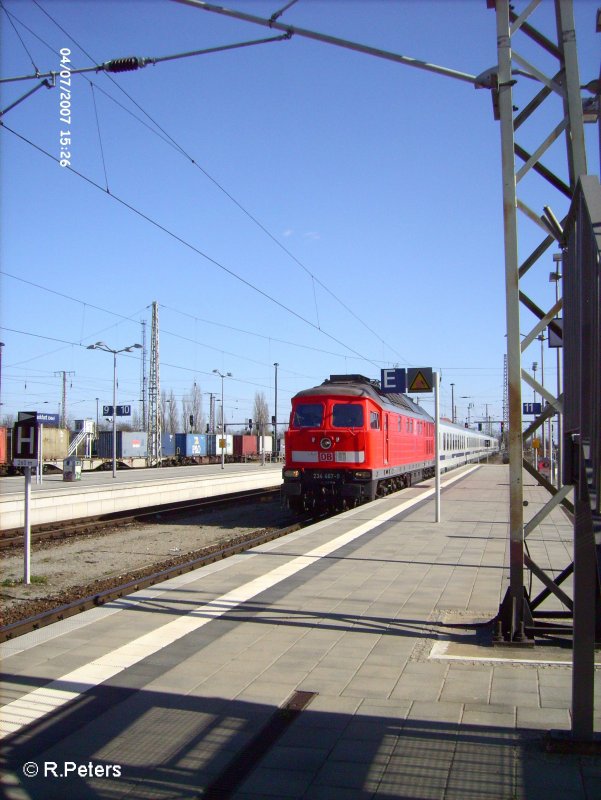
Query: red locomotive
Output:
[[282, 374, 435, 511]]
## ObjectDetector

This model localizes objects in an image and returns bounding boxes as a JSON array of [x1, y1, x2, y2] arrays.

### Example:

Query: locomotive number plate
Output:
[[315, 472, 338, 480]]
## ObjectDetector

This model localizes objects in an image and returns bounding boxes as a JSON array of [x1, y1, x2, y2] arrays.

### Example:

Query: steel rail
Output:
[[0, 487, 281, 549], [0, 517, 310, 641]]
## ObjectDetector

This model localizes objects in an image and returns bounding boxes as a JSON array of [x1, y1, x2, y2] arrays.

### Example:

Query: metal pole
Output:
[[435, 371, 440, 523], [174, 0, 478, 85], [221, 374, 225, 470], [274, 362, 279, 458], [450, 383, 455, 423], [496, 0, 525, 639], [37, 423, 43, 485], [539, 334, 545, 457], [112, 352, 117, 479], [24, 466, 31, 584]]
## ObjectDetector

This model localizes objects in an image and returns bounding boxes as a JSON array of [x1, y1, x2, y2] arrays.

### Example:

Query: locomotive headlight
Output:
[[283, 469, 301, 479], [353, 470, 371, 480]]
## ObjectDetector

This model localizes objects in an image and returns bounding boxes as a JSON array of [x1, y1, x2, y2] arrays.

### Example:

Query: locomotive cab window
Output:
[[370, 411, 380, 430], [332, 403, 364, 428], [293, 403, 324, 428]]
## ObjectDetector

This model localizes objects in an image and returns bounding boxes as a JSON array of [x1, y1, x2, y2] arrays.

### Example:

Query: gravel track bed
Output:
[[0, 500, 298, 627]]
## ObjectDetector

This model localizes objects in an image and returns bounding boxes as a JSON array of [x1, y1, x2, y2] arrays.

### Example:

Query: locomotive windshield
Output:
[[293, 402, 324, 428], [332, 403, 364, 428]]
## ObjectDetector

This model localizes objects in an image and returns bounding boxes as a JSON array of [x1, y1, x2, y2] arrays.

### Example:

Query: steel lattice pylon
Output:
[[489, 0, 599, 743], [148, 301, 161, 466], [490, 0, 588, 639]]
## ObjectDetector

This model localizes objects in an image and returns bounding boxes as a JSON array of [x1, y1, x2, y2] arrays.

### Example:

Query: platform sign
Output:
[[380, 368, 406, 394], [103, 405, 131, 416], [407, 368, 433, 393], [36, 412, 60, 426], [13, 414, 39, 467], [523, 402, 542, 415]]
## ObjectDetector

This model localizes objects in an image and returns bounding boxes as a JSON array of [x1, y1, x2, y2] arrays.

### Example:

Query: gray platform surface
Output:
[[1, 464, 599, 799]]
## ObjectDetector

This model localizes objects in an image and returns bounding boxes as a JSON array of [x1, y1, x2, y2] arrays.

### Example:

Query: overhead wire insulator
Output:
[[103, 57, 146, 73]]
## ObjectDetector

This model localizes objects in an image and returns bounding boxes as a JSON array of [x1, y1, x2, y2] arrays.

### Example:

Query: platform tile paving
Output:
[[2, 465, 600, 799]]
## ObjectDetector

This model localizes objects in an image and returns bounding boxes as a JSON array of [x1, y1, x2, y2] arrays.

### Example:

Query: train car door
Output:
[[384, 413, 389, 465]]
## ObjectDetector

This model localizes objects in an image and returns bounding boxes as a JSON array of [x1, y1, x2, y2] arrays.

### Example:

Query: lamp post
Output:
[[273, 362, 279, 458], [0, 342, 4, 417], [87, 341, 142, 478], [213, 369, 232, 469]]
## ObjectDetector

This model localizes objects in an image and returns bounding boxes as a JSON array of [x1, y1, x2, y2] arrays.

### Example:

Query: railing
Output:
[[67, 428, 90, 457]]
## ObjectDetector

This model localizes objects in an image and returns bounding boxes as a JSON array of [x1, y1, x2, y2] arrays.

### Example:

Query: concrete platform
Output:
[[0, 463, 283, 530], [1, 465, 599, 799]]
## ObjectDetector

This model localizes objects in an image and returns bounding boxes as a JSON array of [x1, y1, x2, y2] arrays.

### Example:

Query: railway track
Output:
[[0, 487, 281, 549], [0, 518, 314, 642]]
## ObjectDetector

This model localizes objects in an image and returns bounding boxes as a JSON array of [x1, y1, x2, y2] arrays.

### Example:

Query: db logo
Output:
[[319, 453, 334, 462]]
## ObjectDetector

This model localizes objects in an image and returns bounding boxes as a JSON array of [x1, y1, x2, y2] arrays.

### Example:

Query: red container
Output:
[[0, 426, 7, 465], [233, 434, 258, 457]]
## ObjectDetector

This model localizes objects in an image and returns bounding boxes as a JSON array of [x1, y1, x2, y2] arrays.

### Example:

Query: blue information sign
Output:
[[523, 402, 542, 415], [380, 368, 406, 393], [103, 405, 132, 417], [37, 413, 60, 426]]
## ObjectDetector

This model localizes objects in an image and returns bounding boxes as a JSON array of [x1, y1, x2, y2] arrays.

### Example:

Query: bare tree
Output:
[[190, 382, 204, 432], [181, 394, 192, 433], [167, 389, 179, 434], [253, 391, 269, 435], [160, 390, 168, 433]]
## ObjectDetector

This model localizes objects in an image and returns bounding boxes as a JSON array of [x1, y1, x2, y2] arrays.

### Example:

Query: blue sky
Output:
[[1, 0, 599, 432]]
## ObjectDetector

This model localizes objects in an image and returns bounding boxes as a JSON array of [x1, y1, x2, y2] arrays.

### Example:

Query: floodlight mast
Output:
[[87, 342, 142, 478]]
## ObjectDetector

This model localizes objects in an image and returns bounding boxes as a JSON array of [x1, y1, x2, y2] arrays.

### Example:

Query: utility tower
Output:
[[148, 301, 161, 466], [502, 354, 508, 450], [54, 370, 75, 428], [140, 319, 147, 431]]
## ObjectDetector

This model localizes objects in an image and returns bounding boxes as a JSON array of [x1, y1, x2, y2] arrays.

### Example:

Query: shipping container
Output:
[[175, 433, 207, 457], [206, 434, 234, 456], [97, 431, 148, 458], [0, 427, 7, 465], [233, 434, 259, 457], [162, 433, 176, 458], [257, 435, 273, 455], [40, 427, 70, 460]]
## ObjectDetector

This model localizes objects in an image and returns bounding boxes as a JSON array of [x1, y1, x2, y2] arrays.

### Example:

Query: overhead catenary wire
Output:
[[2, 122, 380, 369], [1, 0, 292, 83], [3, 0, 410, 366]]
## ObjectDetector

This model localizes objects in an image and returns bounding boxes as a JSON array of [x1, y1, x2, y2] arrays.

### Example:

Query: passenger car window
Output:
[[293, 403, 324, 428], [332, 403, 364, 428]]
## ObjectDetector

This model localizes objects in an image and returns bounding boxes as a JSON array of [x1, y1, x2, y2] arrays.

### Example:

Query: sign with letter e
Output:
[[14, 413, 39, 467], [380, 368, 406, 394]]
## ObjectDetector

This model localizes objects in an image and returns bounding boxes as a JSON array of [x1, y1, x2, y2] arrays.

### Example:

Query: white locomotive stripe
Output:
[[334, 451, 365, 463], [0, 465, 479, 739], [292, 450, 318, 462]]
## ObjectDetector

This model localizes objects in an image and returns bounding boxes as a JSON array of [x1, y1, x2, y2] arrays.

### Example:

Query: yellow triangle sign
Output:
[[409, 371, 431, 392]]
